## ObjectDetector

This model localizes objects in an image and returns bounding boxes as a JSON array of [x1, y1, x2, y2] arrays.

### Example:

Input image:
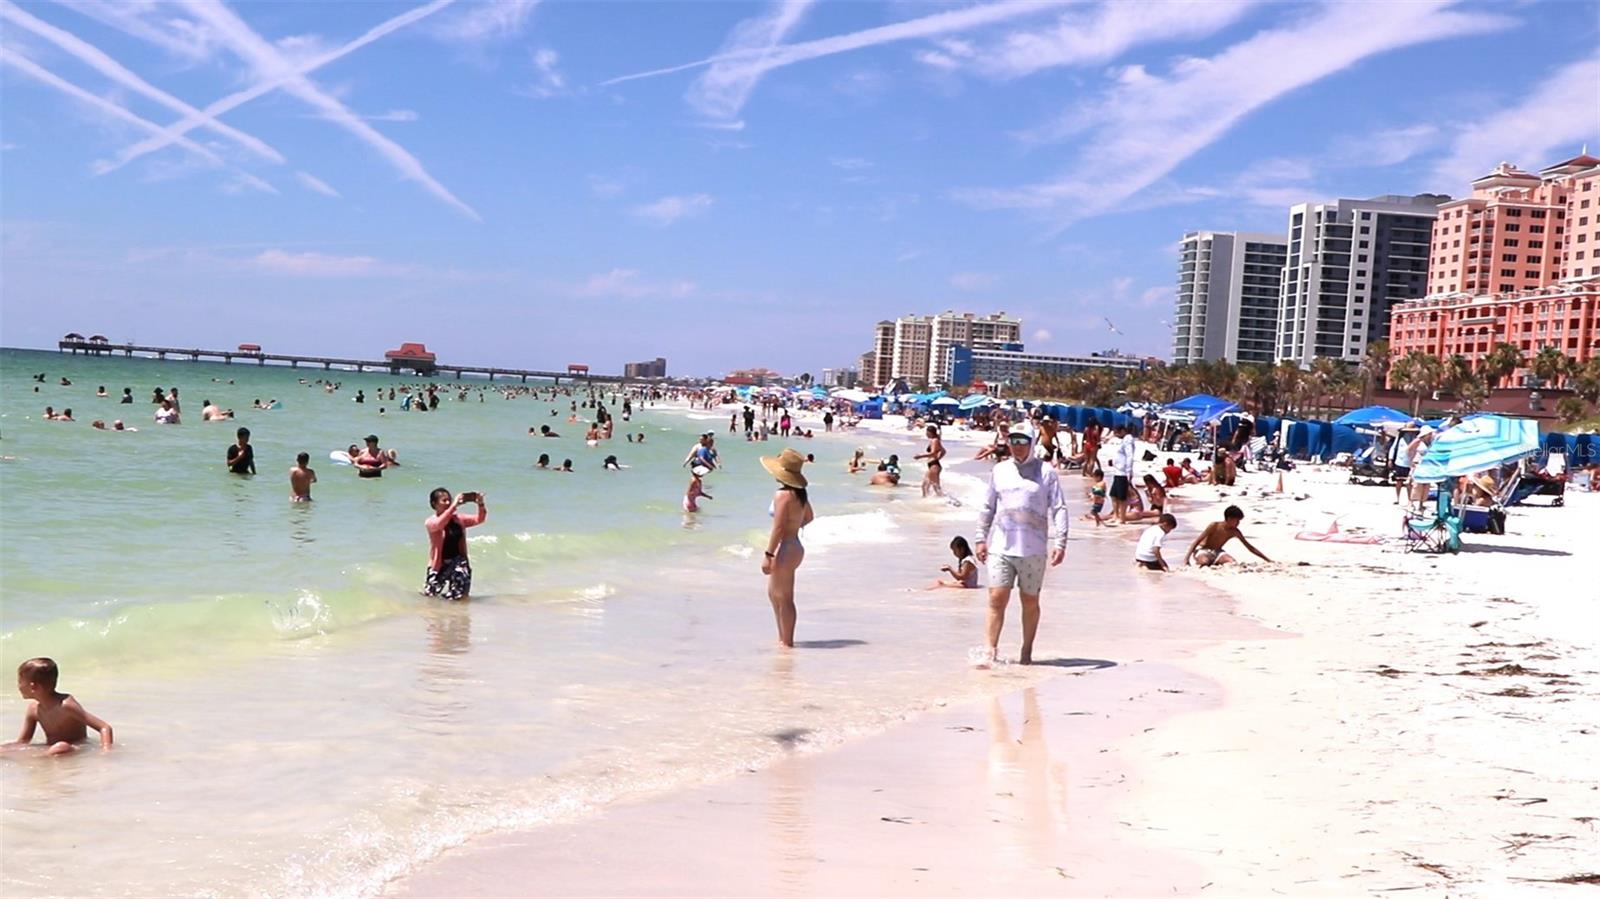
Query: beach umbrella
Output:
[[1411, 415, 1539, 483], [1334, 405, 1419, 429], [1159, 393, 1238, 423], [931, 396, 960, 407], [833, 388, 871, 402], [959, 394, 995, 411]]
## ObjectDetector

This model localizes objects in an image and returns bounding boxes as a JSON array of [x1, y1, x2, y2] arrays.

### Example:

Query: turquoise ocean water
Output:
[[0, 347, 1185, 897]]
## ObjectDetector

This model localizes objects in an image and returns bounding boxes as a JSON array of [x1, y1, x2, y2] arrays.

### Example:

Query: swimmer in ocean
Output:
[[290, 452, 317, 501], [354, 435, 389, 478], [226, 427, 256, 475]]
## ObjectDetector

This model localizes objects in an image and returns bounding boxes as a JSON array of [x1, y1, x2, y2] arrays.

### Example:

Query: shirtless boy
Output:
[[290, 452, 317, 501], [6, 658, 112, 755], [1184, 505, 1272, 567]]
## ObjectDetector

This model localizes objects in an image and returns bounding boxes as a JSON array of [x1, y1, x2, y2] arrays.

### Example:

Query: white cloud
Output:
[[364, 108, 420, 123], [950, 271, 1000, 291], [955, 1, 1511, 225], [432, 0, 537, 44], [632, 193, 714, 226], [1432, 53, 1600, 189], [1032, 328, 1052, 343], [1139, 286, 1171, 308], [686, 0, 815, 124], [587, 175, 624, 198], [0, 1, 285, 166], [572, 268, 697, 299], [55, 0, 218, 62], [101, 0, 457, 177], [0, 141, 17, 151], [294, 171, 341, 197], [828, 155, 872, 170], [176, 0, 479, 220], [520, 47, 568, 98], [252, 249, 400, 276], [895, 248, 924, 263], [1340, 123, 1443, 168], [0, 45, 237, 177], [606, 0, 1062, 120], [948, 0, 1258, 80]]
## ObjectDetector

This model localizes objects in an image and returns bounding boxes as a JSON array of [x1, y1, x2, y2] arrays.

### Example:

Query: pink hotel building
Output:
[[1387, 154, 1600, 386]]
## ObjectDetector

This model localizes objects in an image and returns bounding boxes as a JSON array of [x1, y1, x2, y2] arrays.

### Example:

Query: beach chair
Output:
[[1510, 450, 1567, 507], [1405, 490, 1463, 554], [1458, 473, 1517, 535]]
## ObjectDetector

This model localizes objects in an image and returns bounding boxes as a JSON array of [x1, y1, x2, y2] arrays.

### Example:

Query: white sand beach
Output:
[[390, 411, 1599, 896]]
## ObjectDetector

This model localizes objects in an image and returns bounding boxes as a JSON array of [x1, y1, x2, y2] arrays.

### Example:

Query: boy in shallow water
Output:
[[6, 658, 113, 755]]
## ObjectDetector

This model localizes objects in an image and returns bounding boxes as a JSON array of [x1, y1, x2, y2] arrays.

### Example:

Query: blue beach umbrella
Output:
[[1160, 393, 1238, 423], [1333, 405, 1419, 430], [959, 394, 995, 411], [1411, 415, 1539, 483]]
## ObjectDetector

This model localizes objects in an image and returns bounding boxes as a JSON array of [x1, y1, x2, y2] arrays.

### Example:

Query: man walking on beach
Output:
[[974, 429, 1069, 665], [1108, 423, 1136, 524]]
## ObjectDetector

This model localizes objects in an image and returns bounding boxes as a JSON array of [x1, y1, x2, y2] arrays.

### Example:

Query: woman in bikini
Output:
[[760, 448, 813, 648], [916, 425, 946, 497]]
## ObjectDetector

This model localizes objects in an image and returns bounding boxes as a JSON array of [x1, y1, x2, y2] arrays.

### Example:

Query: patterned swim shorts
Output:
[[423, 558, 473, 601], [986, 553, 1047, 594]]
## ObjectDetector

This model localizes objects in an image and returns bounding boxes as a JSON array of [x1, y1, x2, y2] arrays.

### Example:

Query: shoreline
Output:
[[389, 408, 1599, 896]]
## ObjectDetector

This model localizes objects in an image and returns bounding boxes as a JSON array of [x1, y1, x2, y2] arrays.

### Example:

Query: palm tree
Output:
[[1443, 354, 1475, 395], [1273, 361, 1304, 418], [1390, 351, 1445, 416], [1309, 357, 1353, 418], [1480, 342, 1525, 391], [1556, 395, 1589, 425], [1571, 357, 1600, 405], [1530, 346, 1574, 388], [1359, 340, 1392, 405]]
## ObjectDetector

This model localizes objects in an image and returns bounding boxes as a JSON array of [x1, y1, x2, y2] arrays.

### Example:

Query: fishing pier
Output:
[[56, 336, 618, 385]]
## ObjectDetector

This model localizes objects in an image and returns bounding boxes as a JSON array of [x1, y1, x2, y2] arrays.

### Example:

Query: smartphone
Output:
[[460, 491, 479, 502]]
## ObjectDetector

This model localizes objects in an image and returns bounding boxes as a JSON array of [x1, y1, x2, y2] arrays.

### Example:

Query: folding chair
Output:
[[1405, 490, 1463, 554]]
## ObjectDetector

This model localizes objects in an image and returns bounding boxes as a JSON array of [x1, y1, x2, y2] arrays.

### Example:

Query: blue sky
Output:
[[2, 0, 1597, 376]]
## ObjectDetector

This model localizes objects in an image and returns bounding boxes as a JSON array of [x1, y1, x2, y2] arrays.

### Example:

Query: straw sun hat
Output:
[[761, 447, 808, 488]]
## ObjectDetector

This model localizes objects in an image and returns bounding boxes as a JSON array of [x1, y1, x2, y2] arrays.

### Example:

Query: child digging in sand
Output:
[[6, 658, 113, 755], [931, 536, 979, 588]]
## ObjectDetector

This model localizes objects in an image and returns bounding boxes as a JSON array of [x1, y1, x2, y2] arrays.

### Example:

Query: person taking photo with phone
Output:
[[423, 487, 487, 601]]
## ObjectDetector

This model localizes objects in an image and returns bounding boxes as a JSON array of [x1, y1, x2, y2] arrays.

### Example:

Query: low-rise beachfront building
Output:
[[947, 344, 1146, 388], [1173, 230, 1288, 365], [1387, 275, 1600, 386]]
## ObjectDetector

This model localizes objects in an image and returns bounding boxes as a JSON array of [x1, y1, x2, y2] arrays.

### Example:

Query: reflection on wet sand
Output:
[[987, 688, 1071, 868]]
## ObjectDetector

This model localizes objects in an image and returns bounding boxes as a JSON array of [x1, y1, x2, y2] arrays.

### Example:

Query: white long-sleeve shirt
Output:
[[976, 457, 1070, 557]]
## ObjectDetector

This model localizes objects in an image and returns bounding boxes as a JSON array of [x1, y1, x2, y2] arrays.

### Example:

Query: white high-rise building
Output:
[[866, 311, 1022, 388], [1276, 194, 1448, 365], [929, 312, 1022, 385], [1172, 231, 1288, 365]]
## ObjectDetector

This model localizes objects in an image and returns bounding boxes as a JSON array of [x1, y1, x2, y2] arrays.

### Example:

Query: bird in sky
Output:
[[1104, 317, 1124, 336]]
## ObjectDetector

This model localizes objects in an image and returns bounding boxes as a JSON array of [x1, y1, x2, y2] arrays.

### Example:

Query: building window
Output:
[[1504, 223, 1521, 231], [1527, 256, 1542, 264], [1529, 240, 1544, 248], [1359, 240, 1370, 248], [1502, 254, 1518, 262], [1501, 269, 1517, 277], [1507, 208, 1523, 216], [1530, 225, 1545, 233], [1506, 239, 1520, 247]]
